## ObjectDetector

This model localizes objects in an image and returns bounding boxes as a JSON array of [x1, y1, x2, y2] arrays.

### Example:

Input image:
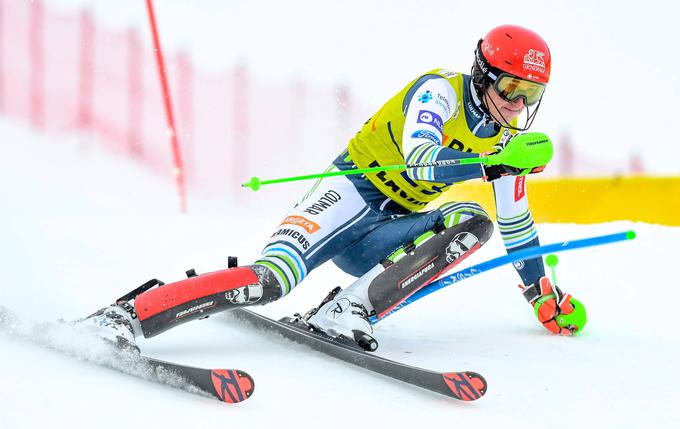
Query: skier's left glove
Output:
[[520, 276, 587, 335], [481, 134, 546, 182]]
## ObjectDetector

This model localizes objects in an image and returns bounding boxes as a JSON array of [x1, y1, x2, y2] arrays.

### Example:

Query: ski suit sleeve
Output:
[[492, 175, 546, 286], [402, 77, 483, 183]]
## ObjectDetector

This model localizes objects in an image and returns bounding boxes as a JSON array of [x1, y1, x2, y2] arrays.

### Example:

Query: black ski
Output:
[[231, 308, 486, 401], [122, 353, 255, 404], [0, 305, 254, 404]]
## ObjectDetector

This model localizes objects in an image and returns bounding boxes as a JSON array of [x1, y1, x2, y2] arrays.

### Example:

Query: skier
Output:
[[85, 24, 586, 353]]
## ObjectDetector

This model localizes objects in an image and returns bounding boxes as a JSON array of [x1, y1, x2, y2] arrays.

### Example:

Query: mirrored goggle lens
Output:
[[495, 75, 546, 106]]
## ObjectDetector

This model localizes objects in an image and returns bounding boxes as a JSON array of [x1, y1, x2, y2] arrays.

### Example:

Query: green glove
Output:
[[482, 132, 552, 182], [522, 276, 587, 335]]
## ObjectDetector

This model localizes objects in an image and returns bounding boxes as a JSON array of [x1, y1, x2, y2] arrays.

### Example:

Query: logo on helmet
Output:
[[482, 40, 495, 56], [523, 49, 546, 75], [475, 49, 488, 74]]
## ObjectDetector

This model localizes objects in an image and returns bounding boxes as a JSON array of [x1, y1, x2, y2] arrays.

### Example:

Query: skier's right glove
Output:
[[520, 276, 587, 335], [481, 134, 546, 182], [482, 163, 545, 182]]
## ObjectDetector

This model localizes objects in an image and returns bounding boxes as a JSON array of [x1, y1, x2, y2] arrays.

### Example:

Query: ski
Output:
[[122, 353, 255, 404], [0, 305, 254, 404], [231, 308, 486, 401]]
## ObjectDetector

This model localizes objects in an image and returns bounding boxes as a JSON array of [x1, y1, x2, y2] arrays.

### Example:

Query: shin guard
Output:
[[368, 215, 493, 319], [135, 265, 281, 338]]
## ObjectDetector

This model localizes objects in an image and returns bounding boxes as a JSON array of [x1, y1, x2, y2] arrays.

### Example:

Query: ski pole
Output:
[[242, 158, 482, 191], [371, 230, 636, 323], [545, 254, 559, 285], [242, 132, 553, 191]]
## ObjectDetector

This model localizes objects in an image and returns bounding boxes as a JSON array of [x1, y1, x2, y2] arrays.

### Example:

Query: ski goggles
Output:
[[493, 73, 546, 106]]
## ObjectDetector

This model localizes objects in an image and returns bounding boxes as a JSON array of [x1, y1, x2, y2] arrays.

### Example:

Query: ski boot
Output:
[[82, 303, 142, 353], [78, 279, 158, 354], [305, 287, 378, 352]]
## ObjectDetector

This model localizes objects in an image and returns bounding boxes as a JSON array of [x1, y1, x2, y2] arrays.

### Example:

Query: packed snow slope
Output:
[[1, 120, 678, 428]]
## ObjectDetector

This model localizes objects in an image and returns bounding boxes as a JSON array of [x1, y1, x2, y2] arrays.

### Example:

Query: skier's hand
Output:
[[519, 276, 587, 335], [481, 133, 546, 182]]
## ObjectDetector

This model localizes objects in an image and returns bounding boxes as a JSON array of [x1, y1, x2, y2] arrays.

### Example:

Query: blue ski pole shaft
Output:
[[372, 230, 636, 323]]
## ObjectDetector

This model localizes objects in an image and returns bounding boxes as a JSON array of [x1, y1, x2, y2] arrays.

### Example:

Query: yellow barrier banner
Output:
[[434, 176, 680, 226]]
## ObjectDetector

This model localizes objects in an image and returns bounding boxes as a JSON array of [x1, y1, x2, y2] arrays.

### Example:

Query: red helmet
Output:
[[480, 24, 551, 83], [472, 25, 551, 130]]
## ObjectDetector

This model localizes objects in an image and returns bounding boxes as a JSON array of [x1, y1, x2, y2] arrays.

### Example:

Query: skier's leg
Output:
[[132, 265, 282, 338], [85, 172, 382, 343], [253, 172, 381, 298], [361, 202, 493, 319], [306, 201, 493, 346], [83, 264, 285, 345], [332, 200, 490, 277]]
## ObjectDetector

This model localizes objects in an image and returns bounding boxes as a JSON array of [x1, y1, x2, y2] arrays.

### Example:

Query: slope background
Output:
[[44, 0, 680, 175]]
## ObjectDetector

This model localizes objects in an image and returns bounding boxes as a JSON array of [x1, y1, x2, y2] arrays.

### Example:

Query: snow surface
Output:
[[1, 119, 679, 428]]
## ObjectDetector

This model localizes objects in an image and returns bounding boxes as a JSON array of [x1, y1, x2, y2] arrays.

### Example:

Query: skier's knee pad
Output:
[[384, 214, 493, 266], [134, 264, 283, 338], [368, 215, 494, 319], [437, 201, 489, 228]]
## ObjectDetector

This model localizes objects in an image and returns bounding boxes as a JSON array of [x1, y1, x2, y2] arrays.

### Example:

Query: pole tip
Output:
[[242, 176, 261, 191], [545, 254, 559, 267], [625, 230, 636, 240]]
